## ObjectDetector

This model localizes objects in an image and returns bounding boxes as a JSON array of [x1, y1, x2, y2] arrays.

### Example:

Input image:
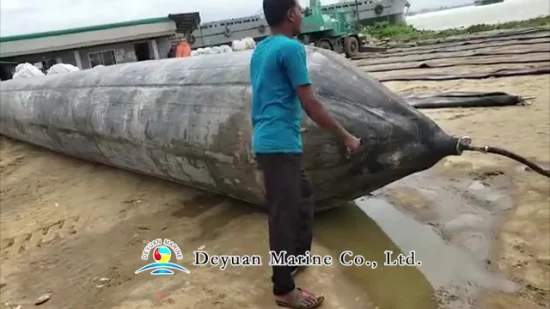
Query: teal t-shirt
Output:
[[249, 35, 311, 154]]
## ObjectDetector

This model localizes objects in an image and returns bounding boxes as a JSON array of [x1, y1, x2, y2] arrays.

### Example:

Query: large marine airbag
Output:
[[0, 47, 461, 211]]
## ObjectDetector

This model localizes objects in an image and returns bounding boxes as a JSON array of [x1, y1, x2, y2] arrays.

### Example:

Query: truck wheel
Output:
[[344, 36, 360, 58], [316, 40, 332, 50], [374, 4, 384, 15]]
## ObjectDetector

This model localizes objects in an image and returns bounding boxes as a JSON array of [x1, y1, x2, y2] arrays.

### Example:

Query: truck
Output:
[[298, 0, 365, 58]]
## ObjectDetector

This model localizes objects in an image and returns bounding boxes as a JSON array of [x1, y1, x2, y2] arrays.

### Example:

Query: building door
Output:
[[134, 42, 152, 61], [0, 63, 12, 80]]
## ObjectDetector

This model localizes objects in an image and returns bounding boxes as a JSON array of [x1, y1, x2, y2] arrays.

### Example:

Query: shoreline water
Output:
[[406, 0, 550, 30]]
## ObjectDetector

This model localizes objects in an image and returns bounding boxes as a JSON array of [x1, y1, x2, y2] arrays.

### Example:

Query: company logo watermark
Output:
[[135, 238, 190, 275]]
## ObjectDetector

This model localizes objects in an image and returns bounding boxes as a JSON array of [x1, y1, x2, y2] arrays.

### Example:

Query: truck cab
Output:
[[298, 0, 363, 57]]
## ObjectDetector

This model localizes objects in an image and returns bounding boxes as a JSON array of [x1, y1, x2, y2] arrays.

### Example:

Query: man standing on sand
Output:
[[249, 0, 362, 308]]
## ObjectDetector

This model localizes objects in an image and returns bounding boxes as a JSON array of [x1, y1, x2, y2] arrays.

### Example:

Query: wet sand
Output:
[[1, 32, 549, 309]]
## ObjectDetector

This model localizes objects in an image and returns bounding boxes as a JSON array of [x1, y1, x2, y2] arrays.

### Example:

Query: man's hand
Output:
[[343, 134, 362, 154]]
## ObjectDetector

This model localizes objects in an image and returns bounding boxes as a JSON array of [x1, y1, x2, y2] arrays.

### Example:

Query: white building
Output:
[[0, 13, 200, 80]]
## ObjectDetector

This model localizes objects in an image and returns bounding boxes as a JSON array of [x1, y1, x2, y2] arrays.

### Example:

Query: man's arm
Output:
[[281, 43, 354, 141], [296, 85, 352, 141]]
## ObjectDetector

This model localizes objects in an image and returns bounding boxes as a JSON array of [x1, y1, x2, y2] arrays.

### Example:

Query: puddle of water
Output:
[[355, 197, 516, 293], [314, 170, 520, 309], [314, 204, 439, 309]]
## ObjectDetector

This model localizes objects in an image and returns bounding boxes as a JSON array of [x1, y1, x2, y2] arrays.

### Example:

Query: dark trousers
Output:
[[256, 153, 314, 296]]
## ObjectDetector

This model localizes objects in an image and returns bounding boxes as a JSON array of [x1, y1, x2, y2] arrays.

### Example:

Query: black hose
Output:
[[465, 145, 550, 177]]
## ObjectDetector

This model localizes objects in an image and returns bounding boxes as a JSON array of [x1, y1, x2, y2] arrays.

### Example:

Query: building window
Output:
[[88, 50, 116, 67]]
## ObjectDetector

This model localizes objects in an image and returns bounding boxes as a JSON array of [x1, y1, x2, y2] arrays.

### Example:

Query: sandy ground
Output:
[[384, 75, 550, 309], [1, 35, 549, 309]]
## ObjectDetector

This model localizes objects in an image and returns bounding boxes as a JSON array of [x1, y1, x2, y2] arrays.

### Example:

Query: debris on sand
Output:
[[34, 292, 51, 305]]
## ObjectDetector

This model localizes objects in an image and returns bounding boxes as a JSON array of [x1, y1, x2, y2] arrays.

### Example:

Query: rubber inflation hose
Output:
[[465, 145, 550, 178]]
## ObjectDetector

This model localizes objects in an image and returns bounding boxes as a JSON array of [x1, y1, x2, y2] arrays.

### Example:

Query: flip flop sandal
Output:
[[275, 288, 324, 309]]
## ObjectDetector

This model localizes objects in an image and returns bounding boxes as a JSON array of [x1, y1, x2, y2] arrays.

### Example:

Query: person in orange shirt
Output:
[[167, 38, 192, 58], [175, 39, 191, 57]]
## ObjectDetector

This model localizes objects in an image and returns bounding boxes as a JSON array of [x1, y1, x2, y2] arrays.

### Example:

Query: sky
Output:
[[0, 0, 472, 37]]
